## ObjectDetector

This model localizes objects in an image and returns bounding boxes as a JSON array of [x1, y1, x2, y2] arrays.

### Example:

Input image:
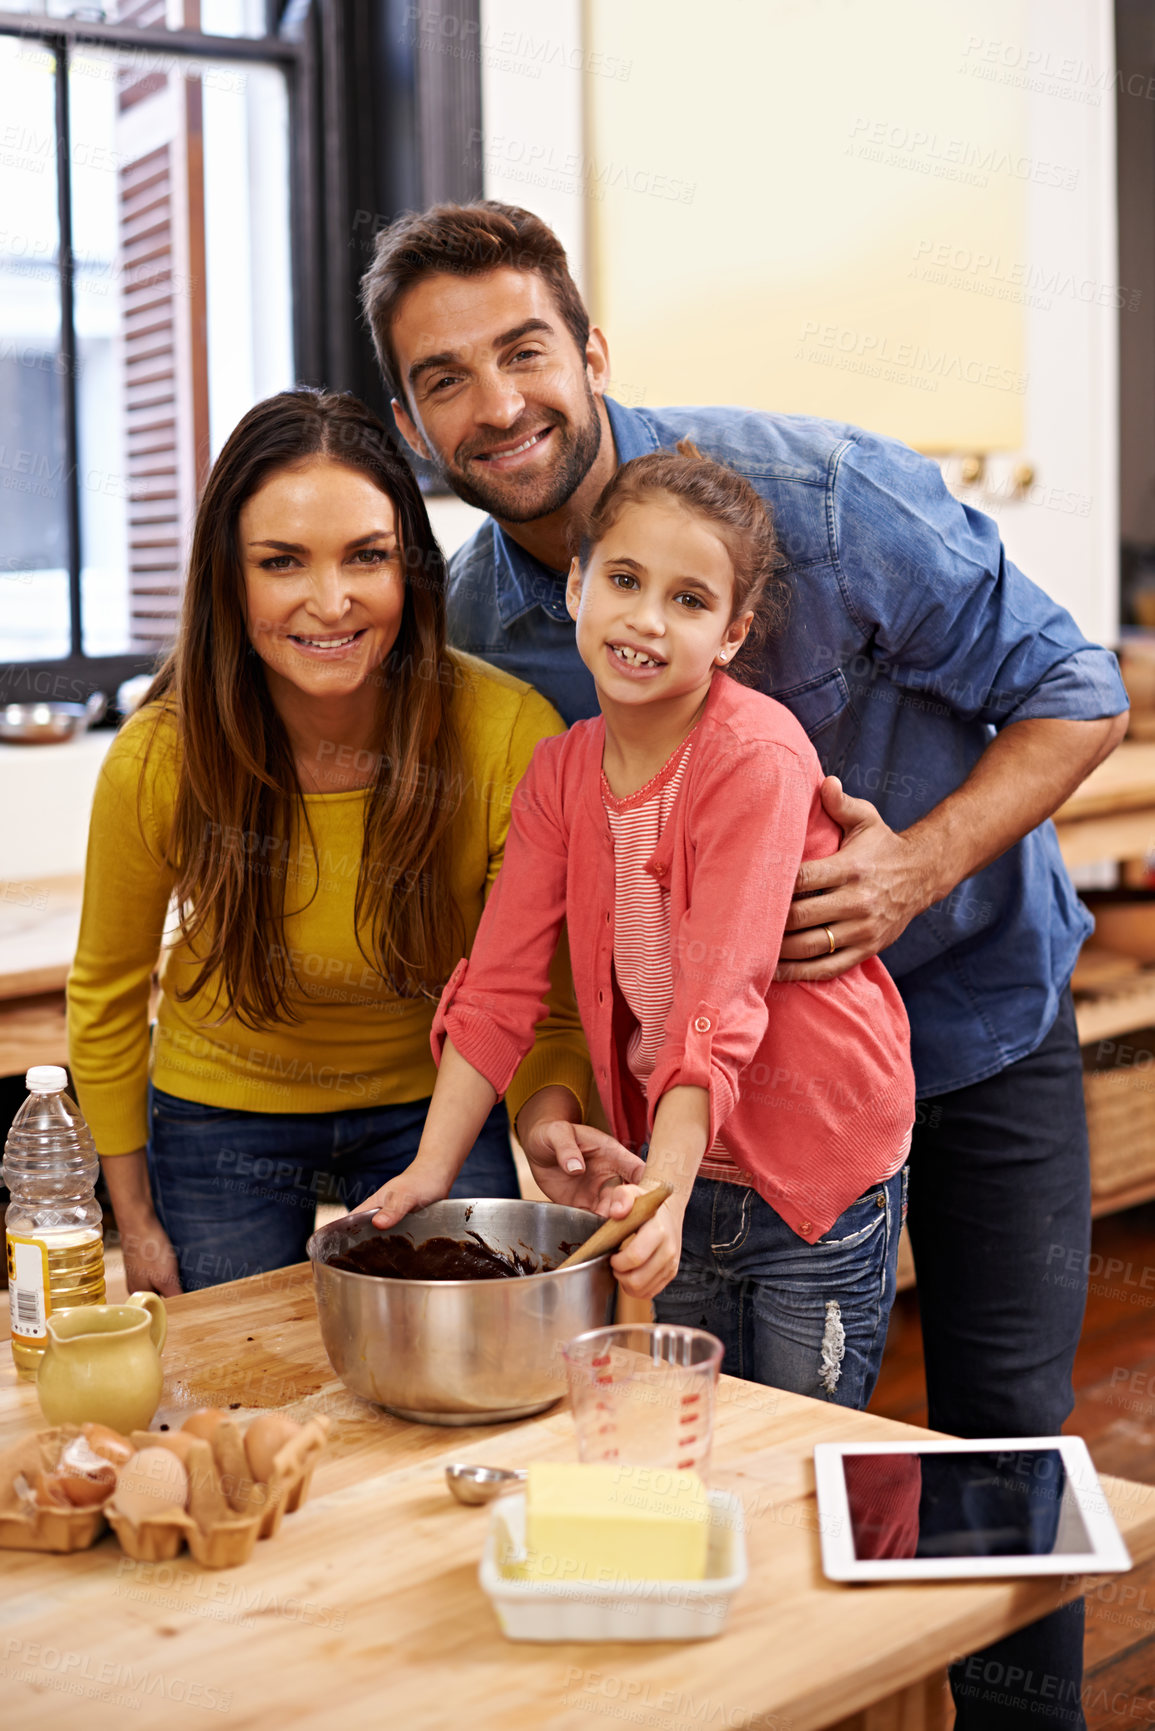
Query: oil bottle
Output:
[[3, 1066, 105, 1376]]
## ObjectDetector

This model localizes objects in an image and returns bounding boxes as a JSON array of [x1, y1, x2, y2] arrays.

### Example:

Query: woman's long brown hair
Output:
[[143, 389, 466, 1028]]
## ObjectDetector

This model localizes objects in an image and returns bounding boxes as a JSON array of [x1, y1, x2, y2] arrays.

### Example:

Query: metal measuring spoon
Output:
[[445, 1463, 527, 1504]]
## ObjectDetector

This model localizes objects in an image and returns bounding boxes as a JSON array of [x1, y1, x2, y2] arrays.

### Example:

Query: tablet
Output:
[[813, 1436, 1132, 1582]]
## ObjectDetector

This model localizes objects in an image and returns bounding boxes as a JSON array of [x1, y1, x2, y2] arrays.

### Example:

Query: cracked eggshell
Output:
[[80, 1423, 134, 1469]]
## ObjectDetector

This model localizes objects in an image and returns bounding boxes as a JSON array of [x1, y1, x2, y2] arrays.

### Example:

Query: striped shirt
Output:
[[602, 734, 748, 1187]]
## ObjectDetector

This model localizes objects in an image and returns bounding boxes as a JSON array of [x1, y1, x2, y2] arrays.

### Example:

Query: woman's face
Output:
[[239, 456, 407, 712]]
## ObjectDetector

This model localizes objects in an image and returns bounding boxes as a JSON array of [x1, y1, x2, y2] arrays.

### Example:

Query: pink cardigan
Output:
[[434, 674, 915, 1243]]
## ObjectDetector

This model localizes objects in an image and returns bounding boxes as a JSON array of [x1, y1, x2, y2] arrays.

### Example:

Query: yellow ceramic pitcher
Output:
[[36, 1291, 167, 1433]]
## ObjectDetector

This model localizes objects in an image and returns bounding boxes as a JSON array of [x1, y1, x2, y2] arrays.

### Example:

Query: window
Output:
[[0, 1, 485, 701], [0, 6, 298, 691]]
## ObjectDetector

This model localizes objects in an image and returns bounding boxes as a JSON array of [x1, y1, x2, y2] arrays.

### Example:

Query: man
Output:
[[361, 202, 1128, 1728]]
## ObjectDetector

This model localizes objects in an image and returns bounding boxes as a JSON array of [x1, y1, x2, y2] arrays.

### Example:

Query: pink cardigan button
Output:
[[694, 1015, 711, 1033]]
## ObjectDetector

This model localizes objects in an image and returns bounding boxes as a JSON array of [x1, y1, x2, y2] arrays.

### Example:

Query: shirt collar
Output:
[[491, 398, 658, 629]]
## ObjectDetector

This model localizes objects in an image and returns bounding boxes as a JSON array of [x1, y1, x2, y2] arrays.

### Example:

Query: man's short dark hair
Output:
[[360, 201, 591, 405]]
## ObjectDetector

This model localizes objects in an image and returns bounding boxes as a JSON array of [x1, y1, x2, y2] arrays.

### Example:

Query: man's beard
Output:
[[430, 381, 603, 524]]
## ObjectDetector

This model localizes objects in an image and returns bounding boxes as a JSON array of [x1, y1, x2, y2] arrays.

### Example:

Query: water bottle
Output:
[[3, 1065, 105, 1377]]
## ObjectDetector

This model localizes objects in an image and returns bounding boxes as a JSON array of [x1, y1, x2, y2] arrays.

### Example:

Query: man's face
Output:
[[389, 267, 607, 523]]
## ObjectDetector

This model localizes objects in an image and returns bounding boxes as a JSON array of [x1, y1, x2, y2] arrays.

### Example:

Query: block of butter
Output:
[[519, 1463, 709, 1584]]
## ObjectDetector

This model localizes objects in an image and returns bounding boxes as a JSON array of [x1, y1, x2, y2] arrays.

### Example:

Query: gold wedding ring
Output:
[[823, 925, 836, 955]]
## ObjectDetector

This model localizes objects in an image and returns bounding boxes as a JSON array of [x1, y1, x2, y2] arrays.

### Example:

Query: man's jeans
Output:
[[909, 992, 1091, 1731], [147, 1086, 518, 1292], [654, 1169, 906, 1406]]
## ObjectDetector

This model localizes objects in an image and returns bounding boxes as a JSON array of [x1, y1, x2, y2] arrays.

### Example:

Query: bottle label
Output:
[[6, 1234, 51, 1343]]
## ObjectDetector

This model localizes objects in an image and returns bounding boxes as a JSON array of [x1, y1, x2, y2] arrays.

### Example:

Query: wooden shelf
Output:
[[1055, 740, 1155, 821], [1092, 1174, 1155, 1217], [1075, 973, 1155, 1045]]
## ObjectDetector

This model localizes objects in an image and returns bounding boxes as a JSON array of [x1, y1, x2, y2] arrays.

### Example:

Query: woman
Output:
[[67, 390, 636, 1293]]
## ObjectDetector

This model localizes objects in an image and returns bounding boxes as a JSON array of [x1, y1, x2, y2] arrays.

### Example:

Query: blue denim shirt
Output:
[[446, 397, 1127, 1096]]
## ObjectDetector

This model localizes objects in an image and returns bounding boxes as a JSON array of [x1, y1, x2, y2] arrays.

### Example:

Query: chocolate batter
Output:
[[330, 1231, 547, 1282]]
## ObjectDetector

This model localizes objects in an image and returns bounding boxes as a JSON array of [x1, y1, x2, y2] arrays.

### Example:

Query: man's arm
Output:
[[778, 710, 1128, 979], [779, 428, 1129, 979]]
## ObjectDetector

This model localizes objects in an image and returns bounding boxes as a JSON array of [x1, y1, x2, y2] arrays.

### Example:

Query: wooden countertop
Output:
[[2, 1266, 1153, 1731], [0, 875, 83, 1001]]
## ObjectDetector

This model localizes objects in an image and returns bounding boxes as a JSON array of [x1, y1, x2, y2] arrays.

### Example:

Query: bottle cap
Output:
[[25, 1065, 67, 1092]]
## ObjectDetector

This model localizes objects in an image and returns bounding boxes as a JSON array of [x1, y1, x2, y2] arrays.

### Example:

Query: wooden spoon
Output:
[[554, 1183, 674, 1269]]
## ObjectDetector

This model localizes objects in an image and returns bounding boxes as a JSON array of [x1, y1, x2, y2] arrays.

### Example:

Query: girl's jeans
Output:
[[654, 1168, 907, 1407], [147, 1085, 518, 1292]]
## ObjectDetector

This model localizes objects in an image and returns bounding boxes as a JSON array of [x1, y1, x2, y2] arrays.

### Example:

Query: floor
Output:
[[869, 1202, 1155, 1729]]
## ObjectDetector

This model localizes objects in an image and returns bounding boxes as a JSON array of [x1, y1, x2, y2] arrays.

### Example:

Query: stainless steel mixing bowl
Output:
[[307, 1200, 616, 1425]]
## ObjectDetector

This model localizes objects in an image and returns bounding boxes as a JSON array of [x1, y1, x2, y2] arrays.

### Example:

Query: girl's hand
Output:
[[606, 1182, 686, 1300], [522, 1119, 647, 1214], [359, 1161, 454, 1230]]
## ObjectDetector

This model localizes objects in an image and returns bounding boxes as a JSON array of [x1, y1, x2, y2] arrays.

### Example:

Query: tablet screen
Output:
[[843, 1448, 1092, 1562]]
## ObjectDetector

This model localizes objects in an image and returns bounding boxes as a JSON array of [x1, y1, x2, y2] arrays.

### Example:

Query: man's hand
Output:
[[522, 1119, 646, 1214], [776, 777, 930, 980]]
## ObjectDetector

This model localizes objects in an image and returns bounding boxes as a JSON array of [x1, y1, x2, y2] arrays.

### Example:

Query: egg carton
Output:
[[107, 1415, 330, 1569], [0, 1425, 113, 1553]]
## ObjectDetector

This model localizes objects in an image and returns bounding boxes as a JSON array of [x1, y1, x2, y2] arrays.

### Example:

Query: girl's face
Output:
[[239, 457, 407, 711], [565, 496, 752, 708]]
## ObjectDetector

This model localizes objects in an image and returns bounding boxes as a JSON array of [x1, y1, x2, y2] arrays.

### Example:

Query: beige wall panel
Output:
[[585, 0, 1029, 450]]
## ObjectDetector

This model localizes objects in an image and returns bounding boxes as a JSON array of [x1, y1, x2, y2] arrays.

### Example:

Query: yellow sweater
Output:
[[67, 653, 589, 1155]]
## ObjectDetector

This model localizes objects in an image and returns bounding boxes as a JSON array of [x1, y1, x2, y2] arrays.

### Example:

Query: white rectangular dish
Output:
[[479, 1488, 747, 1642], [814, 1436, 1132, 1583]]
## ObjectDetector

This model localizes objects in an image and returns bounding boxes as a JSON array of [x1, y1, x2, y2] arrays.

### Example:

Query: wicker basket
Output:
[[1083, 1050, 1155, 1195]]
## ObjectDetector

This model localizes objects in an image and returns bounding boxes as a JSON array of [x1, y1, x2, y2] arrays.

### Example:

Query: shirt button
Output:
[[799, 1220, 812, 1235], [654, 862, 668, 877], [694, 1015, 711, 1033]]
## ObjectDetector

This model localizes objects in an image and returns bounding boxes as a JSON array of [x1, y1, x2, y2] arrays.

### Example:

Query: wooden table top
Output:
[[2, 1265, 1153, 1731]]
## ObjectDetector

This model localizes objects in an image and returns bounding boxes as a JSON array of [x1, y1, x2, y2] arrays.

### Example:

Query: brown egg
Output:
[[182, 1408, 227, 1444], [143, 1431, 196, 1468], [113, 1448, 189, 1525], [82, 1423, 134, 1468], [244, 1414, 301, 1483]]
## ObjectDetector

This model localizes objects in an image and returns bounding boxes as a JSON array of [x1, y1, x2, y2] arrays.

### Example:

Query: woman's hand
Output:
[[606, 1182, 686, 1300], [521, 1118, 647, 1214], [360, 1159, 455, 1230], [100, 1148, 183, 1296], [117, 1209, 183, 1297]]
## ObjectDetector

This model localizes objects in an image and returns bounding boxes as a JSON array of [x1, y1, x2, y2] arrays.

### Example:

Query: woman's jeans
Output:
[[654, 1167, 907, 1407], [147, 1085, 518, 1292]]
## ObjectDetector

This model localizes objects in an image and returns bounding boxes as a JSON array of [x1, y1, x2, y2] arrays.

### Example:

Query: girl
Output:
[[365, 443, 915, 1406], [67, 391, 635, 1295]]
